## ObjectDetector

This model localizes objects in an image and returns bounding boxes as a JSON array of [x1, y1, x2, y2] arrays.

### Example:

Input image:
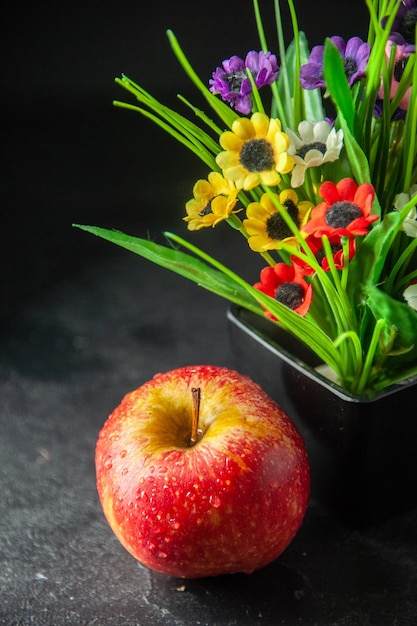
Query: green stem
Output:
[[397, 268, 417, 292], [286, 0, 304, 126], [340, 237, 351, 292], [113, 100, 218, 169], [387, 237, 417, 292], [166, 30, 238, 129], [384, 195, 417, 293], [332, 330, 364, 383], [355, 318, 386, 393], [246, 70, 265, 115], [402, 46, 417, 191]]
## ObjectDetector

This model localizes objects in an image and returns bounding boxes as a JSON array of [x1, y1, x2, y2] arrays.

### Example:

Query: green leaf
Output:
[[276, 33, 324, 126], [166, 30, 238, 129], [323, 38, 356, 134], [337, 111, 372, 185], [73, 224, 346, 376], [73, 225, 263, 314], [162, 233, 345, 375], [347, 210, 402, 303], [366, 284, 417, 365]]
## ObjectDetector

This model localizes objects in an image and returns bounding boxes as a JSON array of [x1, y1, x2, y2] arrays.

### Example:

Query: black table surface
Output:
[[1, 247, 417, 626]]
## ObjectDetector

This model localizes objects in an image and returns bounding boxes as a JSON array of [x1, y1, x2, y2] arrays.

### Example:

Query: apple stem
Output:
[[190, 387, 201, 446]]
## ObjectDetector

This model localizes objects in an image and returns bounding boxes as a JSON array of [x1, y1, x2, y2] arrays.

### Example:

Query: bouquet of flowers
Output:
[[76, 0, 417, 395]]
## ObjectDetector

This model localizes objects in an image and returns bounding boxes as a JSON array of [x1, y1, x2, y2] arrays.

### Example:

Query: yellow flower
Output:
[[183, 172, 240, 230], [243, 189, 313, 252], [215, 112, 294, 190]]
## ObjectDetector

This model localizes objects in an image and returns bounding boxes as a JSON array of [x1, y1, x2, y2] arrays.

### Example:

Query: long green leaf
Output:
[[337, 110, 372, 185], [166, 30, 238, 129], [73, 225, 263, 314], [276, 33, 324, 127], [74, 223, 344, 374], [163, 232, 345, 374], [323, 38, 356, 134]]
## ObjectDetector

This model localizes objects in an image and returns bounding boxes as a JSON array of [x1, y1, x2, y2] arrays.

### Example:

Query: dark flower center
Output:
[[394, 56, 409, 82], [225, 70, 248, 92], [399, 8, 417, 43], [266, 199, 299, 240], [275, 282, 305, 310], [343, 57, 358, 81], [240, 139, 275, 172], [325, 201, 362, 228], [315, 242, 342, 264], [296, 141, 327, 159], [199, 202, 213, 216]]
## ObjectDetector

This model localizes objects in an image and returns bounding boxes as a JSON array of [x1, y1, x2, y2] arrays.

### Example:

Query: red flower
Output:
[[293, 233, 357, 275], [302, 178, 378, 238], [254, 262, 313, 320]]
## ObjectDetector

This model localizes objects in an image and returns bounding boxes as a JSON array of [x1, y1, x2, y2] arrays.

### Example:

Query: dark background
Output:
[[2, 0, 369, 323], [4, 4, 417, 625]]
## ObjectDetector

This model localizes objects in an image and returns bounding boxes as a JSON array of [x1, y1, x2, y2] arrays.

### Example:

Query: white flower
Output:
[[286, 120, 344, 188], [403, 283, 417, 311], [394, 184, 417, 238]]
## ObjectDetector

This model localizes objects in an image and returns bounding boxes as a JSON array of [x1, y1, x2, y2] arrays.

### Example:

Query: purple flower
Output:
[[300, 36, 370, 90], [382, 0, 417, 53], [373, 99, 407, 121], [209, 51, 279, 115]]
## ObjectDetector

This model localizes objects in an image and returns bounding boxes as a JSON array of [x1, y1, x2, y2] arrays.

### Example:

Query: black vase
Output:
[[227, 305, 417, 526]]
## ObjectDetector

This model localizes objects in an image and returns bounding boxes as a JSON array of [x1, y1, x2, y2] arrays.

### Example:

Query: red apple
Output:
[[95, 365, 310, 578]]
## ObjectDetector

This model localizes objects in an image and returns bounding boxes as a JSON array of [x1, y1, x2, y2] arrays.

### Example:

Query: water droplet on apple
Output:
[[121, 467, 129, 476], [141, 492, 149, 503], [127, 501, 133, 509], [149, 466, 155, 473], [169, 519, 180, 529], [157, 551, 168, 559], [159, 466, 168, 474], [120, 449, 127, 458], [104, 456, 113, 470], [210, 495, 221, 508]]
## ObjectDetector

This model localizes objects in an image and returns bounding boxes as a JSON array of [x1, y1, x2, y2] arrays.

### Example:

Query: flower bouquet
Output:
[[75, 0, 417, 396]]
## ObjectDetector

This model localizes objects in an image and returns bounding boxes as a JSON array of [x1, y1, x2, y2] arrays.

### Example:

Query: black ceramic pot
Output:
[[227, 305, 417, 526]]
